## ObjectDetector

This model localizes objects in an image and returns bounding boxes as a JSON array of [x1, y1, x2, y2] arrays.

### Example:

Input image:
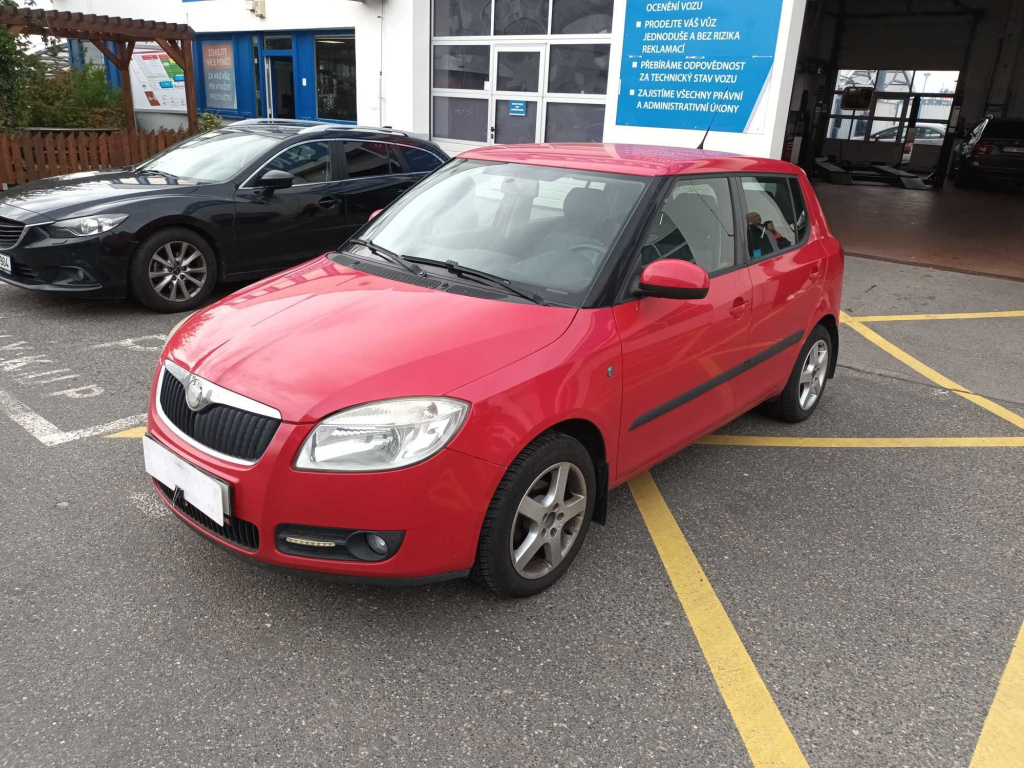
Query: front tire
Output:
[[767, 325, 833, 423], [473, 432, 596, 598], [129, 228, 217, 313]]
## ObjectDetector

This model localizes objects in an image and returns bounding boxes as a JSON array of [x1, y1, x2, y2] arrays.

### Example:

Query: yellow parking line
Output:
[[970, 621, 1024, 767], [698, 435, 1024, 448], [629, 472, 810, 768], [841, 312, 1024, 432], [106, 426, 147, 439], [844, 310, 1024, 323]]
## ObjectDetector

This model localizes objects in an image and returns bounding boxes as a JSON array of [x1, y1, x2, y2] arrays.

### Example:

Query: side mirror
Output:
[[368, 209, 383, 221], [840, 85, 874, 111], [258, 169, 295, 193], [638, 259, 710, 300]]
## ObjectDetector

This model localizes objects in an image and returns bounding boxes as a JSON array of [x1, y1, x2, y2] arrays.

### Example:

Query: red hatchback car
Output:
[[144, 143, 843, 597]]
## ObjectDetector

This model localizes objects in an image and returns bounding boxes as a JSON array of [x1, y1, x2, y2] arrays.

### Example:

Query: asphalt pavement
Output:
[[1, 257, 1022, 768]]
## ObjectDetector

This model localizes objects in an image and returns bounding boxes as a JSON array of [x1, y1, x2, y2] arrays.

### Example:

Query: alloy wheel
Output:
[[509, 462, 587, 579], [148, 241, 208, 303], [798, 339, 829, 410]]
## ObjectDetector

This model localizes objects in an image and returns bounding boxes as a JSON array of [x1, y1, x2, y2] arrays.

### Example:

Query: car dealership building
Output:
[[53, 0, 1024, 186]]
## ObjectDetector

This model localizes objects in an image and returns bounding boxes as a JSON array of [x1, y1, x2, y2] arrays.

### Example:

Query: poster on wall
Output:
[[616, 0, 785, 134], [128, 48, 186, 113], [202, 41, 237, 111]]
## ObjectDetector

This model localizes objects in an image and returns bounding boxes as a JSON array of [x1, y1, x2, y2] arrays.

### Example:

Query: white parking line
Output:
[[0, 389, 145, 447], [90, 335, 168, 352]]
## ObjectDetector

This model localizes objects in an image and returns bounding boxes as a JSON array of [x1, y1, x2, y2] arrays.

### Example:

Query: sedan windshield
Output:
[[357, 160, 649, 304], [137, 129, 279, 182]]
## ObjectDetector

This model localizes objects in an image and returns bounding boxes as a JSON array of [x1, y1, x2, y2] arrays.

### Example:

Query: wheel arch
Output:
[[817, 313, 839, 378], [545, 418, 609, 525], [132, 218, 223, 279]]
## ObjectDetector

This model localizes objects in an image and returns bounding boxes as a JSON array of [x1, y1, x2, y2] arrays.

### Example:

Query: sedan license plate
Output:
[[143, 436, 230, 526], [1003, 146, 1024, 154], [0, 254, 11, 273]]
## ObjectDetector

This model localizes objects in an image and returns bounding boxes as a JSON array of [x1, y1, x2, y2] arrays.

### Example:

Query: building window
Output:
[[433, 96, 489, 142], [264, 35, 292, 51], [828, 69, 959, 145], [551, 0, 613, 34], [544, 102, 604, 142], [547, 44, 609, 95], [494, 0, 549, 35], [433, 45, 490, 90], [315, 34, 357, 121], [434, 0, 493, 36]]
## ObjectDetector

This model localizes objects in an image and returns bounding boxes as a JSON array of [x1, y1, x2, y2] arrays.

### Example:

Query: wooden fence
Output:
[[0, 128, 195, 188]]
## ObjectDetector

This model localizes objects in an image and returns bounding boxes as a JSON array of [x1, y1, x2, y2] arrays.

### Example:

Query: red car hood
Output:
[[167, 257, 577, 423]]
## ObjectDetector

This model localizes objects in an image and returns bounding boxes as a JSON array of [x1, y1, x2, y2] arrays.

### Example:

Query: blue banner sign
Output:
[[509, 100, 527, 116], [616, 0, 784, 134]]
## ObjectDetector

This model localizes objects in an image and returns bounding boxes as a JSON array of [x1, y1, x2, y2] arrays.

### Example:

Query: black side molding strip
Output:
[[629, 330, 804, 431]]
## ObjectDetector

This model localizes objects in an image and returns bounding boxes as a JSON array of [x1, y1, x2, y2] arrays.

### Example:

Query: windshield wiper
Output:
[[137, 168, 179, 180], [347, 238, 426, 277], [405, 257, 546, 305]]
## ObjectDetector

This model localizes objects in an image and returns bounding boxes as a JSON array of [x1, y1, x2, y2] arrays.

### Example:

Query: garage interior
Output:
[[788, 0, 1024, 280]]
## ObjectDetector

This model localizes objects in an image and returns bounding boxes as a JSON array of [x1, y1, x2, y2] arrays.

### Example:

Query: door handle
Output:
[[730, 297, 748, 318], [318, 196, 338, 209]]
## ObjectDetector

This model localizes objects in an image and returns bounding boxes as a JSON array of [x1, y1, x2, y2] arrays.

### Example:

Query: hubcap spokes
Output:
[[797, 340, 829, 410], [510, 462, 587, 579], [149, 241, 207, 302]]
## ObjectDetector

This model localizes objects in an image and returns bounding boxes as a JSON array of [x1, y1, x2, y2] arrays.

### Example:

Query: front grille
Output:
[[159, 370, 279, 462], [156, 480, 259, 551], [0, 216, 26, 249]]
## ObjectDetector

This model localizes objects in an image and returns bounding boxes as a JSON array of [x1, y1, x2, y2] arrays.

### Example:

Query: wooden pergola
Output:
[[0, 8, 198, 135]]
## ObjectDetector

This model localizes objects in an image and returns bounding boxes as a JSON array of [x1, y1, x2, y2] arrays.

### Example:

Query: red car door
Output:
[[734, 174, 827, 411], [613, 175, 752, 479]]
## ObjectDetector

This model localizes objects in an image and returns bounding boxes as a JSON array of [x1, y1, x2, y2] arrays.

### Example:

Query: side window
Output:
[[261, 141, 332, 184], [640, 176, 735, 274], [400, 146, 445, 174], [342, 141, 399, 178], [741, 176, 800, 260]]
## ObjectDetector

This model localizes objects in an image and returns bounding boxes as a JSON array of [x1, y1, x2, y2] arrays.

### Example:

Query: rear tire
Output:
[[472, 432, 595, 598], [129, 227, 217, 313], [766, 325, 833, 423]]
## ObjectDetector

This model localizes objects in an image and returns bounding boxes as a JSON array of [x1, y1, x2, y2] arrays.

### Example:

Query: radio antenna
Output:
[[696, 113, 716, 150]]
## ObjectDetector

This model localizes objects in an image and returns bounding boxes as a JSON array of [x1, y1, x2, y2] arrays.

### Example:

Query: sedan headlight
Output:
[[295, 398, 469, 472], [49, 214, 127, 238]]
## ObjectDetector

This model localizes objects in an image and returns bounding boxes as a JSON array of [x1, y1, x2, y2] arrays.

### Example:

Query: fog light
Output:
[[366, 533, 388, 556]]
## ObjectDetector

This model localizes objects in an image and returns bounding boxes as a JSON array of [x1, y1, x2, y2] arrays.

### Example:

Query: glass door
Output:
[[262, 35, 296, 120], [489, 45, 545, 145]]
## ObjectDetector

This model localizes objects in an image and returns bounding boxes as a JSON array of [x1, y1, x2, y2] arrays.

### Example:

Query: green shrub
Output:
[[23, 63, 125, 129], [198, 112, 224, 133], [0, 27, 31, 131]]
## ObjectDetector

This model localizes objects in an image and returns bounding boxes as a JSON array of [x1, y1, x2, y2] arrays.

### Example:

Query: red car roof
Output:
[[459, 143, 801, 178]]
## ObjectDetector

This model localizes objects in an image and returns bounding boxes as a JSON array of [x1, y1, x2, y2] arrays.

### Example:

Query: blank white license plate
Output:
[[144, 436, 230, 526], [0, 254, 10, 273]]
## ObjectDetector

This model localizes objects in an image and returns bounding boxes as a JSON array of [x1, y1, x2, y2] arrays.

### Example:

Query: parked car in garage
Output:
[[0, 120, 448, 311], [869, 124, 945, 145], [952, 117, 1024, 188], [143, 143, 845, 597]]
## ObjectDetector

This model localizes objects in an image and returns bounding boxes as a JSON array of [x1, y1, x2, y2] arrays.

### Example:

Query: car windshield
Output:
[[137, 129, 279, 182], [356, 160, 649, 304]]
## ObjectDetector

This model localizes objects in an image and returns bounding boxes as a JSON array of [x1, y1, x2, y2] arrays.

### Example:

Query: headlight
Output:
[[295, 398, 469, 472], [49, 214, 127, 238]]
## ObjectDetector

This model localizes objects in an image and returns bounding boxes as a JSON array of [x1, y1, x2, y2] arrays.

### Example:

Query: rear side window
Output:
[[740, 176, 805, 260], [400, 146, 445, 174], [640, 176, 734, 274], [342, 141, 400, 178], [262, 141, 332, 184]]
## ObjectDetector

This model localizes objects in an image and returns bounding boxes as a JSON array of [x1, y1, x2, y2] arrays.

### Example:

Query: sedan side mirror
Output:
[[638, 258, 710, 300], [258, 169, 295, 194]]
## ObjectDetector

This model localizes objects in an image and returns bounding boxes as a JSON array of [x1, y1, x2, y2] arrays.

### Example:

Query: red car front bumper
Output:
[[146, 408, 507, 582]]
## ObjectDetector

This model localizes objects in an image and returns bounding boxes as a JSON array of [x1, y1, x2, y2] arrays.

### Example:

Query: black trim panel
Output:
[[629, 330, 804, 431]]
